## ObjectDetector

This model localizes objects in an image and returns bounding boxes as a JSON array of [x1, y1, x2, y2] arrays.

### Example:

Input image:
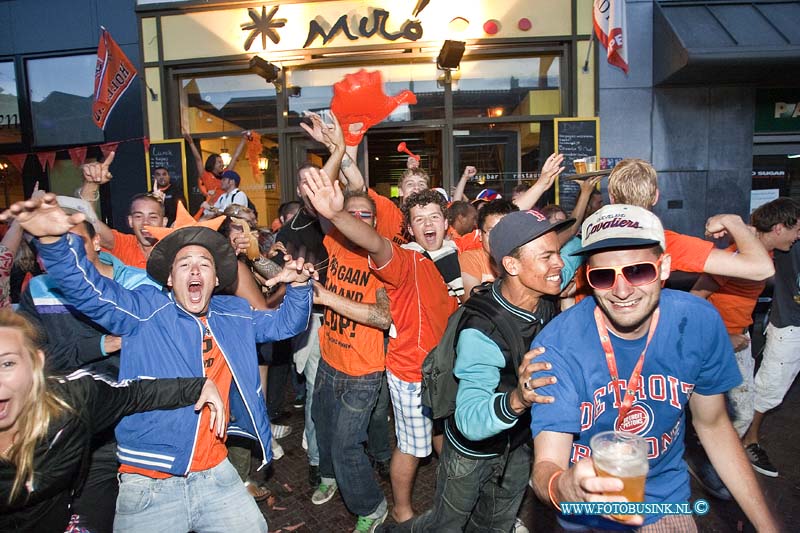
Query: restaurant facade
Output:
[[135, 0, 599, 224], [1, 1, 795, 233]]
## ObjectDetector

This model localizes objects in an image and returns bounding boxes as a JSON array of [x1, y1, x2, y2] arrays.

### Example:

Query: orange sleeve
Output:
[[664, 230, 714, 273], [370, 242, 411, 290]]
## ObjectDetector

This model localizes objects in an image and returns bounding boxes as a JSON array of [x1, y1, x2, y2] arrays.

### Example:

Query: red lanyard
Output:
[[593, 306, 660, 430]]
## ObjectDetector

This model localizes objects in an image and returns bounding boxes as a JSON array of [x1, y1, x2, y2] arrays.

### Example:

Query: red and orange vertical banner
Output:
[[92, 27, 138, 129]]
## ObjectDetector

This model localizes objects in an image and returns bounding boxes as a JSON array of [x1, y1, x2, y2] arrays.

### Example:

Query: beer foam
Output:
[[593, 441, 649, 477]]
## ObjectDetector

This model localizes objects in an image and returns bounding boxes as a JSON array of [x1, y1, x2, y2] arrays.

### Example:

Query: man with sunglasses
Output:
[[310, 190, 393, 532], [530, 204, 778, 532]]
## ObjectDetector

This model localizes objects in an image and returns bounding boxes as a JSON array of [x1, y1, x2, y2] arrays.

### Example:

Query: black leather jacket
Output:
[[0, 372, 206, 533]]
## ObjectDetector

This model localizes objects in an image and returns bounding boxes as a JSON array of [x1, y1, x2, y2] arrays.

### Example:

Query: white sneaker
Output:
[[272, 423, 292, 439], [513, 518, 530, 533], [302, 430, 308, 451], [271, 439, 284, 460]]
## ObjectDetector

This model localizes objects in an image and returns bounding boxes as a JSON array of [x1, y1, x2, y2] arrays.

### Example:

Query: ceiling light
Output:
[[220, 148, 232, 167]]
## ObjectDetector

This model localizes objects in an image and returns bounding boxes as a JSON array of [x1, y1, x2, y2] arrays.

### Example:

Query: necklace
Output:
[[289, 208, 316, 231], [593, 306, 660, 430]]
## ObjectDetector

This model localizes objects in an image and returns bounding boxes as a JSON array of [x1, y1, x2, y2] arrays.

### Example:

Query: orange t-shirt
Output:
[[320, 231, 386, 376], [369, 189, 407, 245], [458, 248, 495, 285], [371, 244, 459, 382], [450, 228, 482, 254], [200, 171, 223, 204], [108, 230, 147, 269], [707, 246, 768, 333], [120, 316, 231, 478]]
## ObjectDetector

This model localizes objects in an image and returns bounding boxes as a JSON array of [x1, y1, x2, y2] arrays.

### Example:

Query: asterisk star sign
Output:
[[241, 6, 287, 51]]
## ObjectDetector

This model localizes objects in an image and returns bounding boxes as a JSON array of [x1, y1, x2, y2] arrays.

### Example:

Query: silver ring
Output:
[[523, 378, 532, 391]]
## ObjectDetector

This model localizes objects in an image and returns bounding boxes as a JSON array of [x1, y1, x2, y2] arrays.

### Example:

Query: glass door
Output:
[[363, 128, 443, 198]]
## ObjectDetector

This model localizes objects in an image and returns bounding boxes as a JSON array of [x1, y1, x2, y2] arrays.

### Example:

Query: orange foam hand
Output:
[[331, 69, 417, 146]]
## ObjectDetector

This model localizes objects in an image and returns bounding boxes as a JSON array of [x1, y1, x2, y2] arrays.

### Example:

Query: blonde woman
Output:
[[0, 310, 225, 533]]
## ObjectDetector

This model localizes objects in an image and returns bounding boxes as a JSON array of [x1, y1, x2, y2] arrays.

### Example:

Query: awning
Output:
[[654, 1, 800, 86]]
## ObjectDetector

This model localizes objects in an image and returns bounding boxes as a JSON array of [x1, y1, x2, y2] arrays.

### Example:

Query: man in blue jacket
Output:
[[2, 194, 314, 533]]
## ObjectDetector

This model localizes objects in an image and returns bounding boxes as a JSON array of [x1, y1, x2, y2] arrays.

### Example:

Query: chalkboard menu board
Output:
[[146, 139, 189, 208], [554, 117, 600, 212]]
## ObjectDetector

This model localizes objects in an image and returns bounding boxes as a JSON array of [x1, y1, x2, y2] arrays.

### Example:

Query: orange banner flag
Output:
[[92, 27, 138, 129]]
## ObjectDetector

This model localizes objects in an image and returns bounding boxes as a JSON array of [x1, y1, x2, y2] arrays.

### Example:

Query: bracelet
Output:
[[548, 470, 564, 512], [78, 188, 100, 202]]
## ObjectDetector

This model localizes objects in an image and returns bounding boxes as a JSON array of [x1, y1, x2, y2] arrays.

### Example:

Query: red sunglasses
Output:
[[586, 256, 663, 290]]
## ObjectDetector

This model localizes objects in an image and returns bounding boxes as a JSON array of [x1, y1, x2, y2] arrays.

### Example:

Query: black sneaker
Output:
[[688, 460, 732, 500], [745, 443, 778, 477], [293, 394, 306, 409]]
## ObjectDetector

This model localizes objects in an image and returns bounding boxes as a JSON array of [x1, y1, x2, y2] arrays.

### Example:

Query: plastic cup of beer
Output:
[[585, 156, 597, 172], [590, 431, 649, 520], [573, 158, 588, 174]]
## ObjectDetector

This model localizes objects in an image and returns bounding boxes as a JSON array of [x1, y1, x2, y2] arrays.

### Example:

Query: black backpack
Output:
[[421, 290, 527, 420]]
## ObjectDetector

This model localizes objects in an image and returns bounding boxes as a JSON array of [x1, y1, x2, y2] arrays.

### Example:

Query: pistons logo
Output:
[[615, 402, 654, 435]]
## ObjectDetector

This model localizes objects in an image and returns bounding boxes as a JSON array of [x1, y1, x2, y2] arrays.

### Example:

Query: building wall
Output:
[[0, 0, 145, 230], [598, 0, 754, 237]]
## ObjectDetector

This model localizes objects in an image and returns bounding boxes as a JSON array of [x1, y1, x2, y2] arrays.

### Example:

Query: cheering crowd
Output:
[[0, 111, 795, 533]]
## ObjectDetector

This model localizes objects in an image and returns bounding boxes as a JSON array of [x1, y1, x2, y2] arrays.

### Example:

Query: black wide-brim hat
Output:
[[146, 226, 237, 291], [143, 198, 239, 292]]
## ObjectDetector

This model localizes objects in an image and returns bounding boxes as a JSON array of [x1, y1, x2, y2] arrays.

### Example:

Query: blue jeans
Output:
[[113, 459, 268, 533], [312, 359, 385, 517], [399, 436, 531, 532], [367, 361, 392, 464], [293, 312, 323, 466]]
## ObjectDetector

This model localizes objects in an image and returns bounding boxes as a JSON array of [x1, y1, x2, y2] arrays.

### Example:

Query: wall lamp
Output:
[[250, 56, 281, 84], [437, 40, 465, 71]]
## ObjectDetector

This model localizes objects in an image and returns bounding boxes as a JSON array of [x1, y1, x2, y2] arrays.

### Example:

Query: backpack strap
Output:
[[463, 289, 531, 373]]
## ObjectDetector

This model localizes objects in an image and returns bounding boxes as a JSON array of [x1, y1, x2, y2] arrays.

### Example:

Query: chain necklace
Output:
[[289, 207, 316, 231]]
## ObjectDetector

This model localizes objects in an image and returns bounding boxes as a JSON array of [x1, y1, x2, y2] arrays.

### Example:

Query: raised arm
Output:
[[183, 127, 206, 177], [320, 115, 346, 191], [0, 194, 147, 335], [79, 153, 116, 250], [226, 130, 250, 171], [703, 215, 774, 281], [301, 166, 393, 267], [562, 175, 603, 246], [513, 153, 564, 211], [340, 144, 366, 192], [690, 392, 780, 531], [451, 166, 476, 202], [314, 283, 391, 329], [300, 111, 364, 192]]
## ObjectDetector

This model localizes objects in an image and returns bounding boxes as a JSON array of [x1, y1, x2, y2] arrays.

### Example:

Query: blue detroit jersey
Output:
[[530, 289, 741, 529]]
